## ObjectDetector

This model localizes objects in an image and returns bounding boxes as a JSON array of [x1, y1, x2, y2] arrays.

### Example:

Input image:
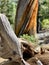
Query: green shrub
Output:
[[20, 34, 36, 43], [41, 19, 49, 29], [0, 0, 17, 25]]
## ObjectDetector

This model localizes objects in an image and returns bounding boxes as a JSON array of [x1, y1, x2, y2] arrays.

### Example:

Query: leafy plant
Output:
[[20, 34, 36, 43], [38, 0, 49, 21], [41, 19, 49, 29]]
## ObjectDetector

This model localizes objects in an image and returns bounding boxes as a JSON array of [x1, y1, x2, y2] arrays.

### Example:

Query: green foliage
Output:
[[0, 0, 18, 25], [41, 19, 49, 29], [20, 34, 36, 43], [39, 0, 49, 20], [38, 0, 49, 30]]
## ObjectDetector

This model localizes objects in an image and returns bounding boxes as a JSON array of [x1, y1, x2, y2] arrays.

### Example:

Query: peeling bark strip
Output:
[[0, 14, 30, 65], [15, 0, 34, 36], [15, 0, 38, 36]]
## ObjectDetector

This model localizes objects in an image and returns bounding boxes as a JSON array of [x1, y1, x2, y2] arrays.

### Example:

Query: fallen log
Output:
[[37, 32, 49, 44], [37, 32, 49, 39]]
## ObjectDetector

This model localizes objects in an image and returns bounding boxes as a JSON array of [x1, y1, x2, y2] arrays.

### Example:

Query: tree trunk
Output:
[[15, 0, 38, 36]]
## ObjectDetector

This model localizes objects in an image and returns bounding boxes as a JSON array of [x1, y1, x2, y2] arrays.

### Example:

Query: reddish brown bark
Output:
[[15, 0, 38, 36]]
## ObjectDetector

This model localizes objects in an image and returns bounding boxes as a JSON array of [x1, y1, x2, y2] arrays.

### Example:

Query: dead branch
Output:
[[37, 32, 49, 39], [0, 14, 30, 65]]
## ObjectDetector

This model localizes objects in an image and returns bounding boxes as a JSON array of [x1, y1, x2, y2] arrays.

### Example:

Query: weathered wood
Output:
[[1, 14, 49, 65], [1, 53, 49, 65], [0, 14, 30, 65], [0, 60, 21, 65], [1, 36, 49, 65], [37, 32, 49, 39], [37, 32, 49, 44], [27, 53, 49, 65]]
